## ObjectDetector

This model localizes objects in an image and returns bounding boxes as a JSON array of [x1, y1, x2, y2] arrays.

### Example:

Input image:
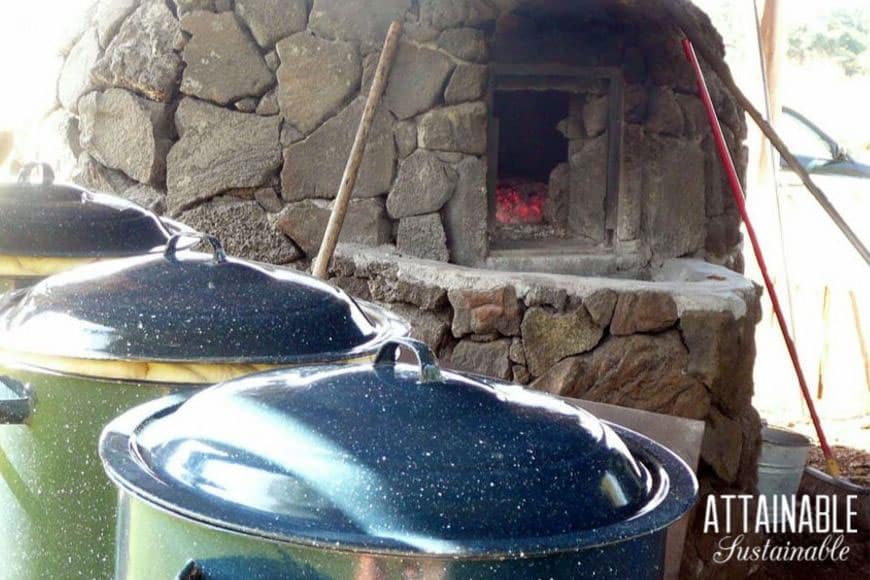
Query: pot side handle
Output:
[[16, 162, 54, 186], [176, 560, 204, 580], [0, 376, 33, 425], [374, 337, 443, 383]]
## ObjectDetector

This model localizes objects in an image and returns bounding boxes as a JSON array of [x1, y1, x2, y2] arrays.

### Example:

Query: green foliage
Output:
[[787, 9, 870, 76]]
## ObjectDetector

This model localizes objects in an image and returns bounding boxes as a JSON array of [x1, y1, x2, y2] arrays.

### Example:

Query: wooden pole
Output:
[[759, 0, 782, 128], [661, 3, 870, 266], [0, 131, 13, 168], [817, 285, 831, 399], [849, 291, 870, 390], [312, 21, 403, 279]]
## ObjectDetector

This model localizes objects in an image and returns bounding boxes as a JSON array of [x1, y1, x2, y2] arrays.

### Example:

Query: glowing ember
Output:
[[495, 179, 547, 224]]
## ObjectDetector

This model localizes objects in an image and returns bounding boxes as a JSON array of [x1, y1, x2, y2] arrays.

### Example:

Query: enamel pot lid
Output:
[[0, 163, 195, 258], [0, 234, 408, 364], [100, 338, 698, 557]]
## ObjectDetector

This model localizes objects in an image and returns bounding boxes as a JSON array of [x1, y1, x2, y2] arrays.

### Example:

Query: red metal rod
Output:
[[682, 39, 840, 477]]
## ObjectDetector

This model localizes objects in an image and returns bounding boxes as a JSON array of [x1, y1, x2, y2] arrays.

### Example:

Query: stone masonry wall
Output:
[[45, 0, 747, 273]]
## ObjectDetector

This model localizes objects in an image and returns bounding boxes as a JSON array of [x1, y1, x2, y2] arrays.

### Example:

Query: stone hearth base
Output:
[[331, 244, 763, 577]]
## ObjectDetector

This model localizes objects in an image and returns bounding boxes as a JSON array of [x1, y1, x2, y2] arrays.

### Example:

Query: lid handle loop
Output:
[[16, 162, 55, 186], [375, 338, 442, 383], [164, 233, 227, 264]]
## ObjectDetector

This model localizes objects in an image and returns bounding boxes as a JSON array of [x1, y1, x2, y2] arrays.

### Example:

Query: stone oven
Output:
[[45, 0, 760, 576]]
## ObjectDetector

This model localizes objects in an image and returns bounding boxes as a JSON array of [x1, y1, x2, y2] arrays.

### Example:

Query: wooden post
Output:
[[311, 21, 403, 280], [817, 285, 831, 399], [850, 291, 870, 390], [757, 0, 782, 178], [0, 131, 13, 168]]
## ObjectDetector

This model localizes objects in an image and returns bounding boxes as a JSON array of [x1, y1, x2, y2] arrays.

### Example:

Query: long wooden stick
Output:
[[312, 22, 403, 279], [817, 285, 831, 399], [662, 2, 869, 266], [850, 291, 870, 390]]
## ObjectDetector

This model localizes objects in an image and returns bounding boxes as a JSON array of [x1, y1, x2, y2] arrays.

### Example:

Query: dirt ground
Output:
[[807, 445, 870, 486], [767, 413, 870, 486]]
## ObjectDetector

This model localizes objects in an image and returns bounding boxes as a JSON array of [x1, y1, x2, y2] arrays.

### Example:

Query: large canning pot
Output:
[[101, 338, 697, 580], [0, 162, 197, 293], [0, 235, 409, 580]]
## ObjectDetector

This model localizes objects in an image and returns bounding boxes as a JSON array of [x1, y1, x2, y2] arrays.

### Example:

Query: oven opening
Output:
[[493, 90, 570, 239]]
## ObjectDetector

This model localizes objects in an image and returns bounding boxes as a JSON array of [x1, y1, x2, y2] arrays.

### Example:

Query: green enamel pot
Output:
[[0, 237, 409, 580], [0, 368, 191, 580]]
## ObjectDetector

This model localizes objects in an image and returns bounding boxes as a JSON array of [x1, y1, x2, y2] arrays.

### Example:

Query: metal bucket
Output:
[[757, 426, 811, 522]]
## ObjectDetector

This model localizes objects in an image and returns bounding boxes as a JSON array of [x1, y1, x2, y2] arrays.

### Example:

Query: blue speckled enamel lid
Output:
[[100, 339, 698, 557], [0, 235, 406, 364], [0, 163, 187, 258]]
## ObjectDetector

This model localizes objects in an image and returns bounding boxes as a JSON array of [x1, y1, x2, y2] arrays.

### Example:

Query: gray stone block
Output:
[[235, 98, 259, 113], [438, 27, 488, 62], [275, 32, 361, 134], [393, 120, 417, 159], [444, 64, 488, 105], [309, 0, 409, 43], [92, 2, 184, 103], [531, 331, 710, 420], [122, 183, 166, 214], [384, 42, 454, 120], [418, 102, 487, 155], [521, 306, 604, 377], [72, 152, 135, 195], [255, 89, 279, 116], [583, 94, 609, 137], [642, 135, 706, 260], [617, 124, 644, 241], [254, 186, 283, 213], [78, 88, 171, 185], [58, 28, 100, 112], [386, 303, 450, 351], [387, 150, 457, 218], [568, 134, 608, 242], [167, 99, 282, 212], [172, 0, 215, 16], [610, 291, 678, 335], [397, 213, 450, 262], [443, 155, 487, 266], [645, 87, 684, 137], [447, 338, 512, 380], [275, 198, 390, 257], [281, 97, 395, 200], [236, 0, 308, 49], [180, 12, 273, 106], [181, 199, 301, 264], [93, 0, 137, 48]]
